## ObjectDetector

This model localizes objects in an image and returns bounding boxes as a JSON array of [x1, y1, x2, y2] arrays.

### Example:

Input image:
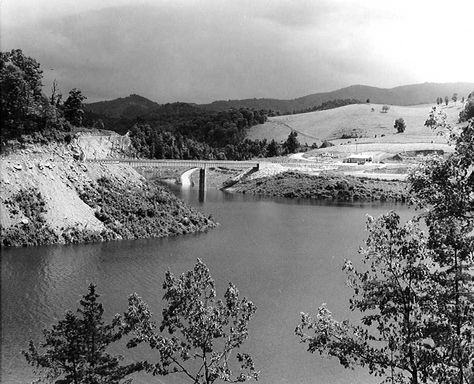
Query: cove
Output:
[[1, 187, 411, 384]]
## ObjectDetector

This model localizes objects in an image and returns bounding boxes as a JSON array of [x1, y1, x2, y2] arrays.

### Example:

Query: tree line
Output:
[[290, 98, 362, 115]]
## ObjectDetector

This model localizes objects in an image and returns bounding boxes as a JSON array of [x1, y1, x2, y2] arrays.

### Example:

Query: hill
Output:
[[247, 102, 464, 147], [199, 82, 474, 113], [0, 138, 215, 247], [84, 99, 209, 134], [85, 94, 160, 119]]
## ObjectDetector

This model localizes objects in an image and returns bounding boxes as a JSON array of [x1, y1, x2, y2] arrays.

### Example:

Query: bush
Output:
[[77, 177, 215, 240], [320, 140, 335, 148], [0, 188, 59, 247], [394, 117, 406, 133]]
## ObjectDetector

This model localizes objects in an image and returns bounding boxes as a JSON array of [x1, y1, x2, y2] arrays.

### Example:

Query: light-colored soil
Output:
[[0, 141, 146, 235], [0, 136, 215, 247]]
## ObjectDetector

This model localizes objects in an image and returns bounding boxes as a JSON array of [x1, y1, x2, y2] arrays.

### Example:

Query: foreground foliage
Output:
[[23, 284, 143, 383], [296, 212, 438, 383], [123, 259, 259, 384], [459, 91, 474, 122], [409, 113, 474, 382], [296, 116, 474, 383]]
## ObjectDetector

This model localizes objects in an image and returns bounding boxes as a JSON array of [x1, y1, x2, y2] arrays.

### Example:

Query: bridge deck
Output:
[[87, 159, 259, 169]]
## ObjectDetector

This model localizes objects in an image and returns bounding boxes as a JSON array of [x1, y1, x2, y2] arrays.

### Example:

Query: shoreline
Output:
[[228, 170, 408, 203]]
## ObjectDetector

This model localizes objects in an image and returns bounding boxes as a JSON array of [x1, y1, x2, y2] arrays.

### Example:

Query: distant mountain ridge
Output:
[[85, 82, 474, 117], [199, 82, 474, 112]]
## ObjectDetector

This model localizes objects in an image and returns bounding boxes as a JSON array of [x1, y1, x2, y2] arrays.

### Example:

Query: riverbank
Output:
[[0, 141, 216, 247], [229, 170, 408, 202]]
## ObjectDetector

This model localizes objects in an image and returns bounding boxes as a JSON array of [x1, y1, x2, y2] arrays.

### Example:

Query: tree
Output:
[[452, 93, 458, 104], [123, 259, 259, 384], [366, 98, 370, 103], [296, 212, 440, 384], [283, 131, 299, 154], [445, 96, 449, 106], [23, 284, 143, 384], [394, 117, 406, 133], [50, 79, 62, 107], [0, 49, 45, 140], [408, 115, 474, 383], [266, 139, 280, 157], [459, 92, 474, 122], [63, 88, 87, 126], [381, 105, 390, 113]]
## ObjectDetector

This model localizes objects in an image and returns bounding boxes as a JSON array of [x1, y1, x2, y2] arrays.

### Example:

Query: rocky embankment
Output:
[[231, 170, 408, 202], [0, 139, 215, 247]]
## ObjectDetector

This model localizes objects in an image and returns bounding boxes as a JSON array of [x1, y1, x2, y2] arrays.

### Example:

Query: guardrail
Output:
[[87, 158, 260, 169]]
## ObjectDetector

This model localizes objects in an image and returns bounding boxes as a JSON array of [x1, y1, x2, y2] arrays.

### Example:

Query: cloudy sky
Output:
[[2, 0, 473, 103]]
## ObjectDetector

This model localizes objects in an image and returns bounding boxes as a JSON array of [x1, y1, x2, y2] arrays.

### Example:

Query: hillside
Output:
[[85, 94, 160, 119], [0, 138, 215, 247], [200, 82, 474, 113], [247, 102, 463, 147], [84, 100, 209, 135]]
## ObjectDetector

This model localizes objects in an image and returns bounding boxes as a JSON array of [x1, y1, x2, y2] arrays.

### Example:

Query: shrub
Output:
[[394, 117, 406, 133]]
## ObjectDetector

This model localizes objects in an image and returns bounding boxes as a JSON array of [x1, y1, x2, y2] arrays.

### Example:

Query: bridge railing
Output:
[[87, 158, 260, 169]]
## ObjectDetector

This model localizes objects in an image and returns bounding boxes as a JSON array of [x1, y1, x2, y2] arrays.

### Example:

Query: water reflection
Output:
[[198, 186, 206, 202], [1, 186, 411, 384]]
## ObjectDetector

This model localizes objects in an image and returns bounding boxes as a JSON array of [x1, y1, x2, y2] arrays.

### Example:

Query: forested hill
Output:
[[83, 98, 272, 161], [84, 100, 210, 135], [198, 82, 474, 113], [85, 94, 160, 119]]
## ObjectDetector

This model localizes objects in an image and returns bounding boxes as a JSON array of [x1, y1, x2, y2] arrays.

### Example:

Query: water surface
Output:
[[1, 188, 410, 383]]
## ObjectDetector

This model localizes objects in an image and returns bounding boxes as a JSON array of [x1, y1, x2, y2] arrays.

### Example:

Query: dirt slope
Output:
[[0, 136, 214, 247]]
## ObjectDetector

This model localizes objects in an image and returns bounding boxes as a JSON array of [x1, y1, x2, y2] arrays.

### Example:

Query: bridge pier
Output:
[[198, 168, 206, 202]]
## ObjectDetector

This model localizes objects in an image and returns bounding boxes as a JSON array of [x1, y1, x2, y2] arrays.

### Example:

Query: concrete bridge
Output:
[[87, 159, 260, 197]]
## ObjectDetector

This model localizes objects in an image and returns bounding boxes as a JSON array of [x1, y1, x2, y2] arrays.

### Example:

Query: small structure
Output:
[[343, 154, 373, 164]]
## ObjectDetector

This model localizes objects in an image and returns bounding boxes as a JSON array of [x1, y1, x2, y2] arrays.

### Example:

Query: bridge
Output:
[[87, 159, 260, 197]]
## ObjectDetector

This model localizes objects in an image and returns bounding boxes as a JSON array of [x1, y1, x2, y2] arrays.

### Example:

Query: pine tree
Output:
[[266, 139, 280, 157], [23, 284, 143, 383], [283, 131, 299, 154]]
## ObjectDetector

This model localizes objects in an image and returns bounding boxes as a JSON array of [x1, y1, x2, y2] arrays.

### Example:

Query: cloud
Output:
[[2, 0, 473, 103]]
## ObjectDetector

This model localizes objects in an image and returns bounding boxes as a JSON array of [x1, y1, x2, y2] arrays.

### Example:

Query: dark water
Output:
[[1, 187, 411, 384]]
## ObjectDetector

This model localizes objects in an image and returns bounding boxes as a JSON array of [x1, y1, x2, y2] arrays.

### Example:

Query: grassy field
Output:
[[248, 103, 463, 147]]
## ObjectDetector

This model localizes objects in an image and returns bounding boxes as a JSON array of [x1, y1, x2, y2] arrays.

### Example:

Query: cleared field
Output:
[[247, 103, 463, 146]]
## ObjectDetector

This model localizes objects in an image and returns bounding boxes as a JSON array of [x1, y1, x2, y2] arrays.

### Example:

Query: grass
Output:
[[247, 103, 463, 148]]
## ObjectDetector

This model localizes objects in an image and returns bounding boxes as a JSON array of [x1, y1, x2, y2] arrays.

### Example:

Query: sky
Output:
[[1, 0, 473, 103]]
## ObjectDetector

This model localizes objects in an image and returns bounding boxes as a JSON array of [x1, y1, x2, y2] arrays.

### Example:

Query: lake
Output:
[[1, 186, 411, 384]]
